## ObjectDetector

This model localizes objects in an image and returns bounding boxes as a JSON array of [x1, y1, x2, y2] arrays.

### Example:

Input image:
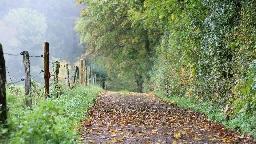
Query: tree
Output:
[[0, 8, 47, 80], [76, 0, 162, 92], [2, 8, 47, 51]]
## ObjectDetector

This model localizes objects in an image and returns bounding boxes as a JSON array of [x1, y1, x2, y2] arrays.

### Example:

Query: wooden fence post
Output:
[[84, 60, 87, 85], [92, 73, 94, 85], [94, 74, 97, 85], [85, 63, 88, 86], [54, 61, 60, 97], [22, 51, 32, 108], [87, 66, 91, 86], [0, 43, 7, 127], [90, 67, 93, 84], [73, 66, 79, 85], [66, 64, 70, 88], [80, 59, 85, 85], [44, 42, 50, 98]]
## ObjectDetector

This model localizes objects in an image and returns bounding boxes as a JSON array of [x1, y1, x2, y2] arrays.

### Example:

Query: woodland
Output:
[[75, 0, 256, 140], [0, 0, 255, 143]]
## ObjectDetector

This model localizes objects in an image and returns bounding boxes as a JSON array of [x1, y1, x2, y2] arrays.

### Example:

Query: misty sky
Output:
[[0, 0, 85, 82]]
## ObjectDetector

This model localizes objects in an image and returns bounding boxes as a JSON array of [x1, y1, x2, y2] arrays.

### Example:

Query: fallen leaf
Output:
[[111, 139, 117, 143], [137, 132, 143, 136], [117, 138, 124, 142], [174, 132, 181, 139], [209, 137, 216, 141], [194, 136, 201, 141]]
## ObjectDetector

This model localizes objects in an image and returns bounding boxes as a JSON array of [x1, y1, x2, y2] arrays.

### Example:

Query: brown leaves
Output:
[[80, 91, 255, 143]]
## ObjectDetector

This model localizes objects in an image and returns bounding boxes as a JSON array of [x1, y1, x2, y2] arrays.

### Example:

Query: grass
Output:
[[0, 84, 102, 144], [155, 91, 256, 138]]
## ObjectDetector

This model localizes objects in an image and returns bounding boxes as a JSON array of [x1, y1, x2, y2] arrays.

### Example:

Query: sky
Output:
[[0, 0, 85, 82]]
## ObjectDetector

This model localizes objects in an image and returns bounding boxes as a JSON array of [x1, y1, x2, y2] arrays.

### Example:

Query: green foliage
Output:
[[75, 0, 158, 92], [0, 84, 102, 143], [8, 100, 76, 144], [76, 0, 255, 137]]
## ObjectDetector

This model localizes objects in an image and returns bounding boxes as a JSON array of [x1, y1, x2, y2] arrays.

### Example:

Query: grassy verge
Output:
[[155, 91, 256, 138], [0, 85, 102, 144]]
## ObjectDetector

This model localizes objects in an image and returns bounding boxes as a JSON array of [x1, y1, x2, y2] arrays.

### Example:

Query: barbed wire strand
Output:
[[31, 70, 44, 79], [4, 52, 43, 58], [6, 67, 14, 85], [6, 78, 25, 85], [3, 53, 20, 56]]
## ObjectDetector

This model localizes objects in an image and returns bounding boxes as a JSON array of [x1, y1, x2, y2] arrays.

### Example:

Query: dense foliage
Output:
[[0, 85, 102, 143], [75, 0, 255, 137]]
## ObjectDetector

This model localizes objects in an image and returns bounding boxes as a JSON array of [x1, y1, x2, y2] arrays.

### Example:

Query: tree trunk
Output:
[[135, 74, 143, 93]]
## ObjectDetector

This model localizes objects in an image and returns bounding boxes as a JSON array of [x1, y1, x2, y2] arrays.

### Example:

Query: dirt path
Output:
[[80, 91, 254, 143]]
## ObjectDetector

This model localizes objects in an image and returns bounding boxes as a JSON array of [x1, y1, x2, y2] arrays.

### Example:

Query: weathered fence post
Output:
[[90, 67, 93, 84], [73, 66, 79, 85], [66, 64, 70, 88], [22, 51, 32, 108], [80, 59, 85, 85], [86, 66, 91, 86], [92, 73, 94, 85], [54, 61, 60, 97], [84, 60, 87, 85], [94, 74, 97, 85], [0, 43, 7, 127], [44, 42, 50, 98], [85, 61, 88, 86]]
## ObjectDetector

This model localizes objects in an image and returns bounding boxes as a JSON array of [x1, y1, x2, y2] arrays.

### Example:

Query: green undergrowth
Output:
[[0, 85, 102, 144], [155, 92, 256, 138]]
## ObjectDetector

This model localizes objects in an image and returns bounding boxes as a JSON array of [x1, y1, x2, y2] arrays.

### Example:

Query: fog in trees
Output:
[[0, 0, 84, 82]]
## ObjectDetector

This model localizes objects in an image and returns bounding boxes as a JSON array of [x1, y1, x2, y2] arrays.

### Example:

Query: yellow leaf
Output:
[[159, 15, 163, 19], [174, 132, 181, 139], [209, 137, 216, 141], [117, 138, 124, 142], [88, 140, 95, 143], [194, 136, 201, 141], [111, 139, 117, 143], [171, 14, 175, 20], [110, 130, 118, 136], [137, 132, 143, 136], [172, 140, 178, 144], [195, 28, 200, 33]]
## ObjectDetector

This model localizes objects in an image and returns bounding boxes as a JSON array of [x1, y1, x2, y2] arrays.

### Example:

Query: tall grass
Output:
[[0, 84, 102, 144]]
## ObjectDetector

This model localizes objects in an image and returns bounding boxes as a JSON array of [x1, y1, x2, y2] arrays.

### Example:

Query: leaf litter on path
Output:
[[80, 91, 255, 143]]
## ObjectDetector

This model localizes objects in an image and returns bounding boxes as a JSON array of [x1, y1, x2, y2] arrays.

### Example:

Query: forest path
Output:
[[80, 91, 253, 143]]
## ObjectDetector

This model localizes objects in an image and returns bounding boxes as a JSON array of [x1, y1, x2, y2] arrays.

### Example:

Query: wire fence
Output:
[[4, 52, 43, 57], [4, 52, 44, 85], [3, 49, 100, 99], [4, 51, 79, 91]]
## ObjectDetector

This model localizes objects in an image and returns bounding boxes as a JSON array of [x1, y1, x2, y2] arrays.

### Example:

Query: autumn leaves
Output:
[[80, 91, 254, 143]]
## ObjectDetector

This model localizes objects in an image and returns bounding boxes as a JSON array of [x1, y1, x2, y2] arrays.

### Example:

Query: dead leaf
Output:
[[117, 138, 124, 142], [194, 136, 201, 141], [174, 132, 181, 139]]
